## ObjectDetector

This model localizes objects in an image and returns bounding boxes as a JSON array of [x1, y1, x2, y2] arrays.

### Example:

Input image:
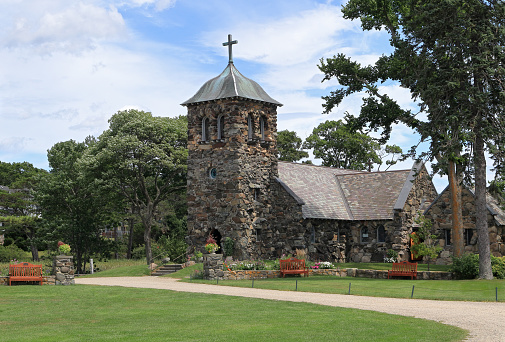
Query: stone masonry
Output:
[[186, 98, 279, 260]]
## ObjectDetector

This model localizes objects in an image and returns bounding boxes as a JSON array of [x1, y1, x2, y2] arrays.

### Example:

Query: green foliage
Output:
[[34, 139, 119, 273], [452, 254, 505, 280], [222, 236, 234, 258], [83, 110, 188, 265], [276, 130, 309, 162], [451, 253, 480, 279], [131, 245, 146, 260], [303, 119, 381, 170], [410, 213, 443, 270], [155, 235, 187, 263], [0, 244, 27, 262], [491, 256, 505, 279], [0, 161, 47, 188], [385, 249, 398, 263]]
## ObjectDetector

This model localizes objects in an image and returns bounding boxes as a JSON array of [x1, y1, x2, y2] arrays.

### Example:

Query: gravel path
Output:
[[75, 276, 505, 341]]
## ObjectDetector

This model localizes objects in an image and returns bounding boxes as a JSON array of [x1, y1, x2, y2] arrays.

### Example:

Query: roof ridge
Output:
[[334, 175, 354, 220]]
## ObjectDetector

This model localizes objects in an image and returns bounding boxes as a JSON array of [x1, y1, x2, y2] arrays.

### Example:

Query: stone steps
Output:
[[151, 264, 183, 276]]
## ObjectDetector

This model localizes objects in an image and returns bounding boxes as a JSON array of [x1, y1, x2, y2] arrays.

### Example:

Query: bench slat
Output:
[[279, 257, 309, 278], [9, 262, 43, 286], [388, 261, 417, 280]]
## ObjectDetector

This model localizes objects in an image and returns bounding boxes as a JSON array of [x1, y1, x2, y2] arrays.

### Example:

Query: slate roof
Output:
[[277, 162, 417, 220], [337, 170, 412, 220], [181, 63, 282, 107]]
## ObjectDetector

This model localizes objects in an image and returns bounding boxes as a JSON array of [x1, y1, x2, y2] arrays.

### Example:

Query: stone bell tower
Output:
[[182, 35, 283, 260]]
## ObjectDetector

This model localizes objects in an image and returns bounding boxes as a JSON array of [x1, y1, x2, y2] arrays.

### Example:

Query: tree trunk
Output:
[[448, 160, 464, 257], [144, 222, 153, 265], [475, 128, 493, 279], [127, 217, 134, 259], [30, 243, 39, 262]]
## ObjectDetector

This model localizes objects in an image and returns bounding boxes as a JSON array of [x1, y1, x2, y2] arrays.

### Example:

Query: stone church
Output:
[[181, 36, 503, 263]]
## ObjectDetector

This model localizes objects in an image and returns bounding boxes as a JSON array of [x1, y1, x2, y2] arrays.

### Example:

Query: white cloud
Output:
[[1, 2, 126, 54], [204, 4, 355, 67]]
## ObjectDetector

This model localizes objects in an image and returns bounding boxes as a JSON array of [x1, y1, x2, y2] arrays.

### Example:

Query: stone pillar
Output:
[[203, 253, 224, 280], [53, 255, 75, 285]]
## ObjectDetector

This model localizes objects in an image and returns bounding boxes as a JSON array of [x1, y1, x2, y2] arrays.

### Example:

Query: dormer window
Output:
[[201, 117, 209, 142], [217, 115, 224, 140]]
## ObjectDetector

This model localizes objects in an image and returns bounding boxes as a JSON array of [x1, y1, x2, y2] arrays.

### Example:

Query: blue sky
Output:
[[0, 0, 450, 190]]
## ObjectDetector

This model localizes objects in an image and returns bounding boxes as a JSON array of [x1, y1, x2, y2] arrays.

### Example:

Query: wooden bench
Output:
[[279, 257, 309, 277], [387, 261, 418, 280], [9, 262, 43, 285]]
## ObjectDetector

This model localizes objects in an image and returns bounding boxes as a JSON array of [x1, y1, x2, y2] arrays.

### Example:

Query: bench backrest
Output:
[[391, 261, 417, 272], [9, 262, 43, 277], [280, 257, 306, 270]]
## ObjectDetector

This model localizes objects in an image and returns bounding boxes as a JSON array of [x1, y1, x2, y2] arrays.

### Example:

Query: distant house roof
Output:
[[181, 63, 282, 107], [277, 162, 421, 220]]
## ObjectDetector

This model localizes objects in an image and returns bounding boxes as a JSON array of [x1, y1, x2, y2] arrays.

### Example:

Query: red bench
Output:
[[388, 261, 418, 280], [279, 257, 309, 277], [9, 262, 43, 285]]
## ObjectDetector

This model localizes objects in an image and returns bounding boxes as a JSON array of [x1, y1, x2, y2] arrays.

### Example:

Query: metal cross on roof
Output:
[[222, 34, 238, 64]]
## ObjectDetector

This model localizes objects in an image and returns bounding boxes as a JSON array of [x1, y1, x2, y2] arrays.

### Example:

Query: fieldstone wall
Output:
[[1, 275, 56, 285], [53, 255, 75, 285], [425, 188, 505, 264], [186, 98, 279, 260], [218, 268, 452, 280], [203, 253, 224, 280]]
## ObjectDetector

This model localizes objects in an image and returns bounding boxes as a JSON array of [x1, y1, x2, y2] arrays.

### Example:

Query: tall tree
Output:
[[35, 139, 116, 273], [0, 161, 47, 260], [276, 130, 309, 162], [303, 119, 401, 171], [83, 110, 188, 265], [319, 0, 505, 279]]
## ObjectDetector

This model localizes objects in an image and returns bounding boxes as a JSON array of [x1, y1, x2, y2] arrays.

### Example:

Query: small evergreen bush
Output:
[[222, 237, 234, 257], [0, 244, 27, 262], [451, 254, 479, 279], [451, 254, 505, 279]]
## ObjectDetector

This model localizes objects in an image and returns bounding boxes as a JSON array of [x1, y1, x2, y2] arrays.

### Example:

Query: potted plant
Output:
[[205, 236, 219, 254], [58, 241, 71, 255]]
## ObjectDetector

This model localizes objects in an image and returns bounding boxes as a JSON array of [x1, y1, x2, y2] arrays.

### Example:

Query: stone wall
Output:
[[53, 255, 75, 285], [203, 253, 225, 280], [217, 268, 452, 280], [1, 275, 56, 286], [425, 187, 505, 264]]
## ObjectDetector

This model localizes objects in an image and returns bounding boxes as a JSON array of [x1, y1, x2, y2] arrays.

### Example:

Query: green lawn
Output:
[[0, 285, 467, 341], [184, 275, 505, 302]]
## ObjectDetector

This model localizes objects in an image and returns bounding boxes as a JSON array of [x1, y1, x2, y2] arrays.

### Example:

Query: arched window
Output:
[[217, 115, 224, 140], [360, 226, 369, 243], [201, 117, 209, 142], [377, 224, 386, 243], [247, 114, 254, 141], [260, 116, 266, 141]]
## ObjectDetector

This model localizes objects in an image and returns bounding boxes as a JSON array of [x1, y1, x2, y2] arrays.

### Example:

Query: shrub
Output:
[[131, 245, 146, 260], [0, 244, 27, 262], [451, 254, 505, 279], [451, 254, 479, 279], [491, 256, 505, 279], [222, 237, 234, 257]]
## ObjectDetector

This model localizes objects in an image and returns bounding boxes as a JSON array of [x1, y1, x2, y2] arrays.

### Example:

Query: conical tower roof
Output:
[[181, 62, 282, 107]]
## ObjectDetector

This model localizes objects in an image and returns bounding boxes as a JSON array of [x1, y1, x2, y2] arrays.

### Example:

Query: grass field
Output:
[[0, 285, 467, 341], [185, 275, 505, 302]]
